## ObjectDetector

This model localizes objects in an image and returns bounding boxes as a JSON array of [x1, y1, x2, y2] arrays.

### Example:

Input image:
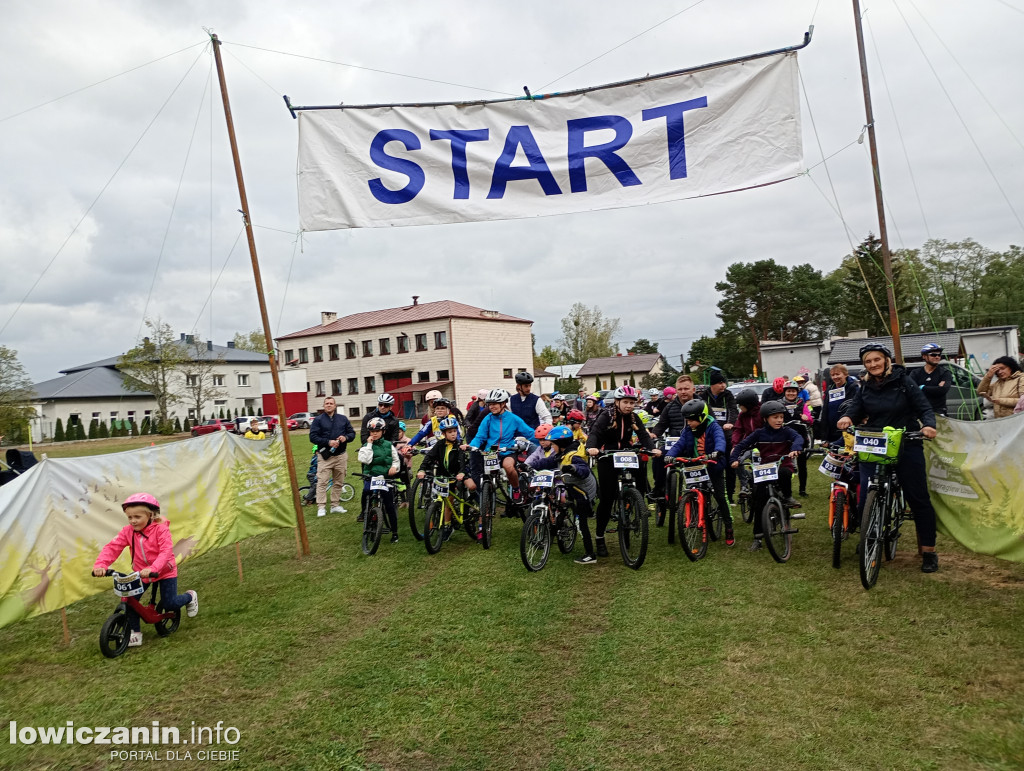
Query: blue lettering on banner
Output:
[[487, 125, 562, 199], [368, 130, 425, 204], [429, 129, 490, 199], [566, 116, 642, 193], [641, 97, 709, 179]]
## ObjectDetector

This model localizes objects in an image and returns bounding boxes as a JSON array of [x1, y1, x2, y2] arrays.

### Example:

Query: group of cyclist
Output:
[[310, 342, 944, 574]]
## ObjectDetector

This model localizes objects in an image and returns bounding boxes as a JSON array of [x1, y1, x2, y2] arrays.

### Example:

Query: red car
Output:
[[264, 415, 298, 431], [190, 419, 232, 437]]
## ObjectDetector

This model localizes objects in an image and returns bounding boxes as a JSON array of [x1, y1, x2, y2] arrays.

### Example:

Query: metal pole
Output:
[[210, 33, 310, 556], [851, 0, 903, 363]]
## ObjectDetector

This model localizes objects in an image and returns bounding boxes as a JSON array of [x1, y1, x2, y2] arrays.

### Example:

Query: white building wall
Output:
[[759, 343, 828, 381], [961, 328, 1020, 371], [449, 318, 534, 409]]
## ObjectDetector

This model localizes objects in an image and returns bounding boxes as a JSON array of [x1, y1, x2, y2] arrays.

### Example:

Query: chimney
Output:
[[321, 311, 337, 326], [185, 334, 194, 344], [946, 316, 956, 331], [412, 295, 419, 306], [180, 333, 186, 341], [207, 340, 213, 351], [226, 341, 236, 349]]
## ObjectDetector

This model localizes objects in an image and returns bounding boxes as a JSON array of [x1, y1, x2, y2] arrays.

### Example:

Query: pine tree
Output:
[[130, 420, 139, 437], [98, 420, 109, 439], [75, 423, 86, 440], [54, 418, 65, 442], [609, 373, 617, 389], [88, 420, 98, 439], [218, 407, 225, 419], [174, 417, 182, 432], [257, 407, 263, 416], [247, 405, 255, 416], [183, 417, 191, 432], [594, 376, 601, 392]]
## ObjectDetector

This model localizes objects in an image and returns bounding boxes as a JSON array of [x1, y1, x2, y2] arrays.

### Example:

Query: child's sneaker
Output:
[[725, 528, 735, 547], [128, 631, 143, 647], [186, 590, 199, 618], [574, 554, 598, 565], [317, 506, 326, 517], [390, 533, 399, 544], [748, 538, 762, 552]]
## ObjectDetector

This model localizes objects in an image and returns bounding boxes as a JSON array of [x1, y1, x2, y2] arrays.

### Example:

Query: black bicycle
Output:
[[355, 473, 396, 556], [750, 449, 805, 563], [596, 447, 652, 570]]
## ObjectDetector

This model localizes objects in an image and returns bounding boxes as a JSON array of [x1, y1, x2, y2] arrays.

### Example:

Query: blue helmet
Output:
[[438, 417, 459, 431], [547, 424, 575, 448], [920, 343, 943, 357]]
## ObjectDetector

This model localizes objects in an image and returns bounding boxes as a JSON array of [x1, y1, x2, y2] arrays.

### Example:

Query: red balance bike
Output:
[[96, 570, 180, 658]]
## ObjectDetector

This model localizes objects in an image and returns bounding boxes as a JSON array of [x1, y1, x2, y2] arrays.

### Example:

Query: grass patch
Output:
[[2, 441, 1022, 769]]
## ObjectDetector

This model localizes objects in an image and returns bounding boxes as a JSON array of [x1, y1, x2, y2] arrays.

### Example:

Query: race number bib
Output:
[[370, 476, 389, 491], [663, 435, 680, 450], [829, 388, 845, 403], [113, 573, 145, 598], [752, 462, 780, 482], [818, 454, 844, 480], [431, 479, 450, 497], [613, 452, 639, 469], [854, 430, 889, 456], [683, 464, 710, 485], [484, 453, 500, 471], [711, 407, 727, 422], [531, 470, 555, 488], [426, 437, 438, 449]]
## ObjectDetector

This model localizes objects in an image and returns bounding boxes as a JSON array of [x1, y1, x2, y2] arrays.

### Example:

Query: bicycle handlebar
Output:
[[97, 569, 158, 579], [664, 454, 715, 465], [843, 427, 930, 441]]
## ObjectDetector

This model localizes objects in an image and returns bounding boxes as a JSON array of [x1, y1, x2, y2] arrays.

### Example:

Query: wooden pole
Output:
[[235, 542, 244, 583], [61, 607, 70, 646], [210, 33, 310, 556], [851, 0, 903, 363]]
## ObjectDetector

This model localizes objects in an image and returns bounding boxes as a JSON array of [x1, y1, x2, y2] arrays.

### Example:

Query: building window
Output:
[[329, 344, 339, 361], [348, 378, 359, 395], [434, 331, 447, 349], [185, 374, 198, 386], [284, 349, 294, 363], [331, 379, 342, 396], [238, 374, 250, 387], [518, 368, 527, 374], [415, 333, 428, 352], [436, 370, 449, 381], [418, 371, 430, 383], [313, 346, 323, 362], [379, 337, 391, 355], [345, 342, 357, 359], [364, 376, 376, 393], [362, 340, 373, 357], [188, 408, 197, 419], [315, 381, 325, 397], [214, 399, 227, 406], [298, 348, 308, 364], [349, 407, 360, 418], [397, 335, 409, 354], [503, 368, 513, 378], [144, 410, 152, 417], [110, 411, 119, 419], [212, 375, 224, 387], [127, 411, 135, 420]]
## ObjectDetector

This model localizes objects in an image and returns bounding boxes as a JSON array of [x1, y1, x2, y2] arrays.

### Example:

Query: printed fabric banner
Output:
[[0, 432, 295, 630], [926, 413, 1024, 563], [297, 52, 803, 230]]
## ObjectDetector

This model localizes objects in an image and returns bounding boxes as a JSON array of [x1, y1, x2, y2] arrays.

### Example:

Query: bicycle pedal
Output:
[[782, 528, 800, 535], [790, 512, 806, 520]]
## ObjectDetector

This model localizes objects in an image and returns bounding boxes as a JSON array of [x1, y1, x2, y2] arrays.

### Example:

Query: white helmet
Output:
[[477, 388, 489, 400], [377, 393, 395, 405], [485, 388, 510, 404], [425, 389, 442, 402], [647, 388, 662, 398]]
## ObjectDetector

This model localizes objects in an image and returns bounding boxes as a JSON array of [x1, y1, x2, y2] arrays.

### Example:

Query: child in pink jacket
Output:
[[92, 493, 198, 647]]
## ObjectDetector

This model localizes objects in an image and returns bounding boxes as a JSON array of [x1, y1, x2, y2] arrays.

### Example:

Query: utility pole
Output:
[[210, 33, 310, 556]]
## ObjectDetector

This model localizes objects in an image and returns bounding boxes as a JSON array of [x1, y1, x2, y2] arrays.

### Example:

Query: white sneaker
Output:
[[186, 590, 199, 618], [128, 631, 143, 647], [330, 505, 346, 514], [317, 506, 327, 517]]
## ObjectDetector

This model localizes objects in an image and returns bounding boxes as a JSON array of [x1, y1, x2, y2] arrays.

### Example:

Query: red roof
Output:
[[278, 300, 531, 340], [387, 380, 453, 395]]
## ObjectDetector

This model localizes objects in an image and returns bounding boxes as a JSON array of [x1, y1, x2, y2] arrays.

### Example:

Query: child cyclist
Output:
[[404, 398, 461, 454], [464, 388, 537, 504], [357, 417, 402, 543], [731, 388, 764, 496], [417, 416, 477, 540], [565, 409, 587, 442], [780, 380, 814, 497], [525, 423, 557, 466], [665, 399, 735, 546], [92, 493, 198, 648], [730, 401, 803, 551]]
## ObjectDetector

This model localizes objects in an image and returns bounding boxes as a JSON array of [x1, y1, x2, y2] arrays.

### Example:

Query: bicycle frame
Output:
[[105, 571, 176, 625]]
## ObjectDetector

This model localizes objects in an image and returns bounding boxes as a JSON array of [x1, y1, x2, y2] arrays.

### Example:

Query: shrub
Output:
[[88, 420, 98, 440], [54, 418, 65, 442], [173, 417, 182, 433], [75, 423, 86, 440], [98, 420, 109, 439]]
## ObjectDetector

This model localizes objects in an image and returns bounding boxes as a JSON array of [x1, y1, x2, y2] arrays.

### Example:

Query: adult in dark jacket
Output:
[[908, 343, 952, 416], [360, 393, 402, 443], [308, 396, 357, 517], [585, 385, 660, 558], [698, 371, 739, 501], [837, 344, 940, 573], [761, 377, 788, 404], [649, 377, 696, 498], [821, 364, 860, 443]]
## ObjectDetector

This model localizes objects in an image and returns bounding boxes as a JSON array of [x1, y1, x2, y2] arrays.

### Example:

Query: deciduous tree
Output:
[[558, 303, 621, 363]]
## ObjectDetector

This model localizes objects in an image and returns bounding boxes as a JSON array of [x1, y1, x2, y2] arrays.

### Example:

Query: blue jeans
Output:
[[127, 577, 191, 632]]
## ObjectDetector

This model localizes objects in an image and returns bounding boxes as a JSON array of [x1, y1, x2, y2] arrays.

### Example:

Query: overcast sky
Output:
[[2, 0, 1022, 383]]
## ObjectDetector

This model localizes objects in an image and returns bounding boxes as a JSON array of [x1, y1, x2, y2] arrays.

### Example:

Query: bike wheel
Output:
[[859, 489, 885, 589], [339, 482, 355, 503], [480, 482, 495, 550], [740, 490, 753, 524], [423, 500, 445, 554], [884, 488, 904, 561], [407, 478, 426, 541], [154, 608, 181, 637], [831, 488, 846, 570], [617, 487, 649, 570], [707, 491, 724, 542], [677, 494, 707, 562], [99, 611, 131, 658], [520, 511, 551, 571], [298, 485, 316, 506], [556, 510, 578, 554], [362, 504, 384, 556], [761, 497, 792, 563]]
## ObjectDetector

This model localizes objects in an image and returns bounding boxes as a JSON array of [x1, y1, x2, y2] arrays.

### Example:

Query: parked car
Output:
[[191, 419, 232, 437], [233, 416, 271, 434], [265, 415, 298, 431], [288, 412, 315, 429]]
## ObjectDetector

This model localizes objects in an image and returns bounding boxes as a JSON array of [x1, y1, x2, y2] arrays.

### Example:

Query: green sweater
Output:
[[361, 439, 395, 477]]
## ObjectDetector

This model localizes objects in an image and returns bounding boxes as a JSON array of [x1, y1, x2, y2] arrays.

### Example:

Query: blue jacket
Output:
[[309, 411, 356, 454], [469, 409, 535, 454], [666, 421, 726, 467]]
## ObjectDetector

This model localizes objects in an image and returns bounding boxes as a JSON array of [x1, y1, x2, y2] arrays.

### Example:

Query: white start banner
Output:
[[296, 52, 803, 230]]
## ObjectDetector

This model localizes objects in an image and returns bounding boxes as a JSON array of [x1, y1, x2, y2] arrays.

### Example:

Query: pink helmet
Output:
[[477, 388, 489, 400], [122, 492, 160, 511], [663, 387, 677, 398], [425, 389, 442, 401], [613, 385, 640, 400]]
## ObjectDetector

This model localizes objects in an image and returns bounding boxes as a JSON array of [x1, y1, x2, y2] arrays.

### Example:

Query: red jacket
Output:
[[94, 519, 178, 583], [732, 411, 764, 446]]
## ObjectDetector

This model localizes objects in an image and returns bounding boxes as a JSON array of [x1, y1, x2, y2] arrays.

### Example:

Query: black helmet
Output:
[[432, 397, 452, 409], [514, 371, 534, 385], [859, 343, 892, 360], [759, 400, 786, 419], [735, 388, 760, 409], [679, 399, 710, 423]]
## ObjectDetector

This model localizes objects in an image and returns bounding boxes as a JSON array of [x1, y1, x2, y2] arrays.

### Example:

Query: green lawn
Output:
[[2, 439, 1022, 770]]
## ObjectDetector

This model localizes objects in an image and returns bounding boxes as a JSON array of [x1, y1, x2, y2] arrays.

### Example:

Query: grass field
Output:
[[2, 434, 1023, 770]]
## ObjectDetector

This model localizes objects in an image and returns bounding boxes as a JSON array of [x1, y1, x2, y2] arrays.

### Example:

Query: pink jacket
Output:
[[94, 520, 178, 582]]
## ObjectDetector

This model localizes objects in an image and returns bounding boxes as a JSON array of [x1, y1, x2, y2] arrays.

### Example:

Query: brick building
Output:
[[276, 299, 534, 420]]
